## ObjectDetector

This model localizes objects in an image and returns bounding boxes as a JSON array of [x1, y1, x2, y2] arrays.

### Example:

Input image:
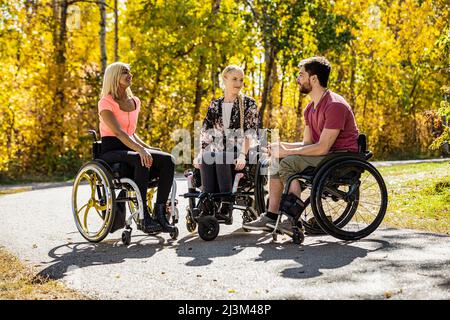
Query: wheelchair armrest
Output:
[[88, 130, 99, 142], [148, 147, 162, 151], [364, 151, 373, 160]]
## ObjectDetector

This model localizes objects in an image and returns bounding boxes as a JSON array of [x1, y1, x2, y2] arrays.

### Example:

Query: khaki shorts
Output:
[[270, 155, 326, 183]]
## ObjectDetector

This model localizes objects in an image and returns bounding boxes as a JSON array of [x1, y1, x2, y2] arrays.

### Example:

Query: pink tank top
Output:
[[98, 94, 141, 137]]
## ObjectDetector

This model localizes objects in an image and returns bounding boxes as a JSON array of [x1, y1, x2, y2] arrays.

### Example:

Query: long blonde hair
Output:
[[100, 62, 133, 99]]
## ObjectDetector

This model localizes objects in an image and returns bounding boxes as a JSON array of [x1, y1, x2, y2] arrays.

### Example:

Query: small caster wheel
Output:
[[186, 221, 197, 233], [186, 210, 197, 233], [186, 219, 197, 233], [198, 216, 219, 241], [122, 229, 132, 245], [292, 228, 305, 245], [170, 227, 179, 240], [272, 233, 278, 241]]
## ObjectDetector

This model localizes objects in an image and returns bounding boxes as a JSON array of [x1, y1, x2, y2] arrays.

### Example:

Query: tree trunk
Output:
[[114, 0, 119, 61], [279, 67, 285, 109], [296, 86, 304, 140], [192, 54, 207, 140], [46, 0, 68, 172], [99, 0, 107, 75], [260, 44, 276, 127]]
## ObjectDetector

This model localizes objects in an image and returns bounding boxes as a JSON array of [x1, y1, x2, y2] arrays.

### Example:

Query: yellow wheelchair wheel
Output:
[[71, 161, 115, 242]]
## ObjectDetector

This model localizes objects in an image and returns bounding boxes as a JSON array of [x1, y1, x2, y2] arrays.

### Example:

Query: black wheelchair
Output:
[[183, 149, 268, 241], [71, 130, 179, 245], [264, 133, 388, 244]]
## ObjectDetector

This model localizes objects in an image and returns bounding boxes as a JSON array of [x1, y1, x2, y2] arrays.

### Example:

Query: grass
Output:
[[377, 161, 450, 234], [0, 246, 88, 300], [0, 174, 73, 186]]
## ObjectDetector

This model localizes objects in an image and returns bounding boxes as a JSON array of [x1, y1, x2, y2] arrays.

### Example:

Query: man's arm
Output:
[[285, 128, 340, 156], [281, 126, 314, 149]]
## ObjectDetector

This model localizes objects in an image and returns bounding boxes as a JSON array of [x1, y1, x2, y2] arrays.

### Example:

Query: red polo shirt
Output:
[[304, 90, 359, 153]]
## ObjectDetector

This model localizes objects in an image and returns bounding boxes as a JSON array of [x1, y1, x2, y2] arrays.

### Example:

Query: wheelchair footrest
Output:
[[280, 193, 306, 220]]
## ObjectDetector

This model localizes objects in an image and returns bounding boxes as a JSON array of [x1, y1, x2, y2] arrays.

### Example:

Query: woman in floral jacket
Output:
[[194, 65, 260, 223]]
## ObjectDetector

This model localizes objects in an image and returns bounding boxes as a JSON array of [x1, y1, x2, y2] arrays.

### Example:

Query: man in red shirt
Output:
[[244, 56, 359, 234]]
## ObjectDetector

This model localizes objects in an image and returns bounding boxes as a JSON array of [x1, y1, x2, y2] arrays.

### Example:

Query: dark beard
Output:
[[299, 82, 312, 94]]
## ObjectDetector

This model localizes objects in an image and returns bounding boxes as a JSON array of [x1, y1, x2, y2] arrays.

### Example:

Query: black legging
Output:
[[100, 137, 175, 213], [200, 151, 237, 199]]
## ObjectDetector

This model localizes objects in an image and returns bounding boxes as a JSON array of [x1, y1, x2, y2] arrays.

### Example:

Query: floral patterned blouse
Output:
[[200, 95, 260, 152]]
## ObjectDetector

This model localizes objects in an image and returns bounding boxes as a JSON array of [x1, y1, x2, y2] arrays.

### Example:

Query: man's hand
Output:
[[268, 142, 291, 158]]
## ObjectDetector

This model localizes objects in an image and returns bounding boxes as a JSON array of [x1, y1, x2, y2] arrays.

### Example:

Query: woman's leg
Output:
[[213, 152, 236, 224], [145, 149, 176, 232], [100, 150, 162, 233], [200, 151, 219, 193], [214, 151, 236, 193], [147, 150, 175, 204]]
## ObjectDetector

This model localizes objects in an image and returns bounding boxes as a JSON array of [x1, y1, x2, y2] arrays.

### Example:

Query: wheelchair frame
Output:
[[71, 130, 179, 245], [182, 159, 267, 241], [267, 134, 388, 244]]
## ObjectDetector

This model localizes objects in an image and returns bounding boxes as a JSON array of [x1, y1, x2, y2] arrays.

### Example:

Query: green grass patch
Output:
[[378, 161, 450, 234]]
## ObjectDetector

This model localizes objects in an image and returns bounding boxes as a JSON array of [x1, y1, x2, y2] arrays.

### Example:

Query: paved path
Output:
[[0, 177, 449, 299]]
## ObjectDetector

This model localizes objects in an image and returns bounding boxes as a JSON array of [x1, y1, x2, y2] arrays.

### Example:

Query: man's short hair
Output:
[[299, 56, 331, 88]]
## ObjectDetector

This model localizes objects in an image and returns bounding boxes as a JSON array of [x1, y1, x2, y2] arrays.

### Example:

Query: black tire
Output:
[[311, 159, 388, 241], [121, 229, 132, 245], [198, 216, 220, 241], [72, 161, 116, 243], [292, 228, 305, 245], [254, 160, 269, 215], [170, 227, 179, 240]]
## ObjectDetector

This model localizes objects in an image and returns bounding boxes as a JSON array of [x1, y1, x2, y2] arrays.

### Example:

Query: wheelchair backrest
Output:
[[88, 130, 102, 159], [358, 134, 367, 153]]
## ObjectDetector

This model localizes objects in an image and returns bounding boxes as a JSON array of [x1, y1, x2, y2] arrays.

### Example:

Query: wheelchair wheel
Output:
[[186, 209, 197, 233], [198, 216, 220, 241], [169, 226, 179, 240], [72, 161, 115, 243], [310, 159, 387, 241], [121, 228, 132, 245], [299, 188, 357, 235], [254, 159, 270, 215], [292, 227, 305, 245]]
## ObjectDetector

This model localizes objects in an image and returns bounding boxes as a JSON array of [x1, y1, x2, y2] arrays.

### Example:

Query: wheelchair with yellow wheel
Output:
[[260, 134, 388, 244], [71, 130, 179, 245]]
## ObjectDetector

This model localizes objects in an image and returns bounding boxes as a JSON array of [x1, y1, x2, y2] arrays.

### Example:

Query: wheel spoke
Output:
[[82, 204, 92, 232], [94, 206, 106, 220], [77, 203, 89, 216]]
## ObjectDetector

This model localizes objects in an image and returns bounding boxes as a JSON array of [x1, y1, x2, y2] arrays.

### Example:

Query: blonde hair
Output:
[[220, 65, 245, 132], [219, 65, 244, 90], [100, 62, 133, 99]]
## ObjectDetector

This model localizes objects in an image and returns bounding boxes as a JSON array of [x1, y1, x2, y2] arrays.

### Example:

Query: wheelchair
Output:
[[183, 149, 268, 241], [263, 133, 388, 244], [71, 130, 179, 245]]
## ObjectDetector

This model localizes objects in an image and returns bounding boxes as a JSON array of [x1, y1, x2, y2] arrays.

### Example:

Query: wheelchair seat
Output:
[[296, 133, 372, 181]]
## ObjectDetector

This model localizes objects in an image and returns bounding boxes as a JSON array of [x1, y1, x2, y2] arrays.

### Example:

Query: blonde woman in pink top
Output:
[[98, 62, 175, 234]]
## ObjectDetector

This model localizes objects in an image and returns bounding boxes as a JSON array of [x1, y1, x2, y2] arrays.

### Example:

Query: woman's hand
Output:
[[138, 148, 153, 168], [234, 154, 246, 171]]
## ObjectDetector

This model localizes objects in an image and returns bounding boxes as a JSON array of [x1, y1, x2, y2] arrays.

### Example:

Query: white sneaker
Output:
[[242, 213, 276, 231], [266, 219, 295, 236]]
